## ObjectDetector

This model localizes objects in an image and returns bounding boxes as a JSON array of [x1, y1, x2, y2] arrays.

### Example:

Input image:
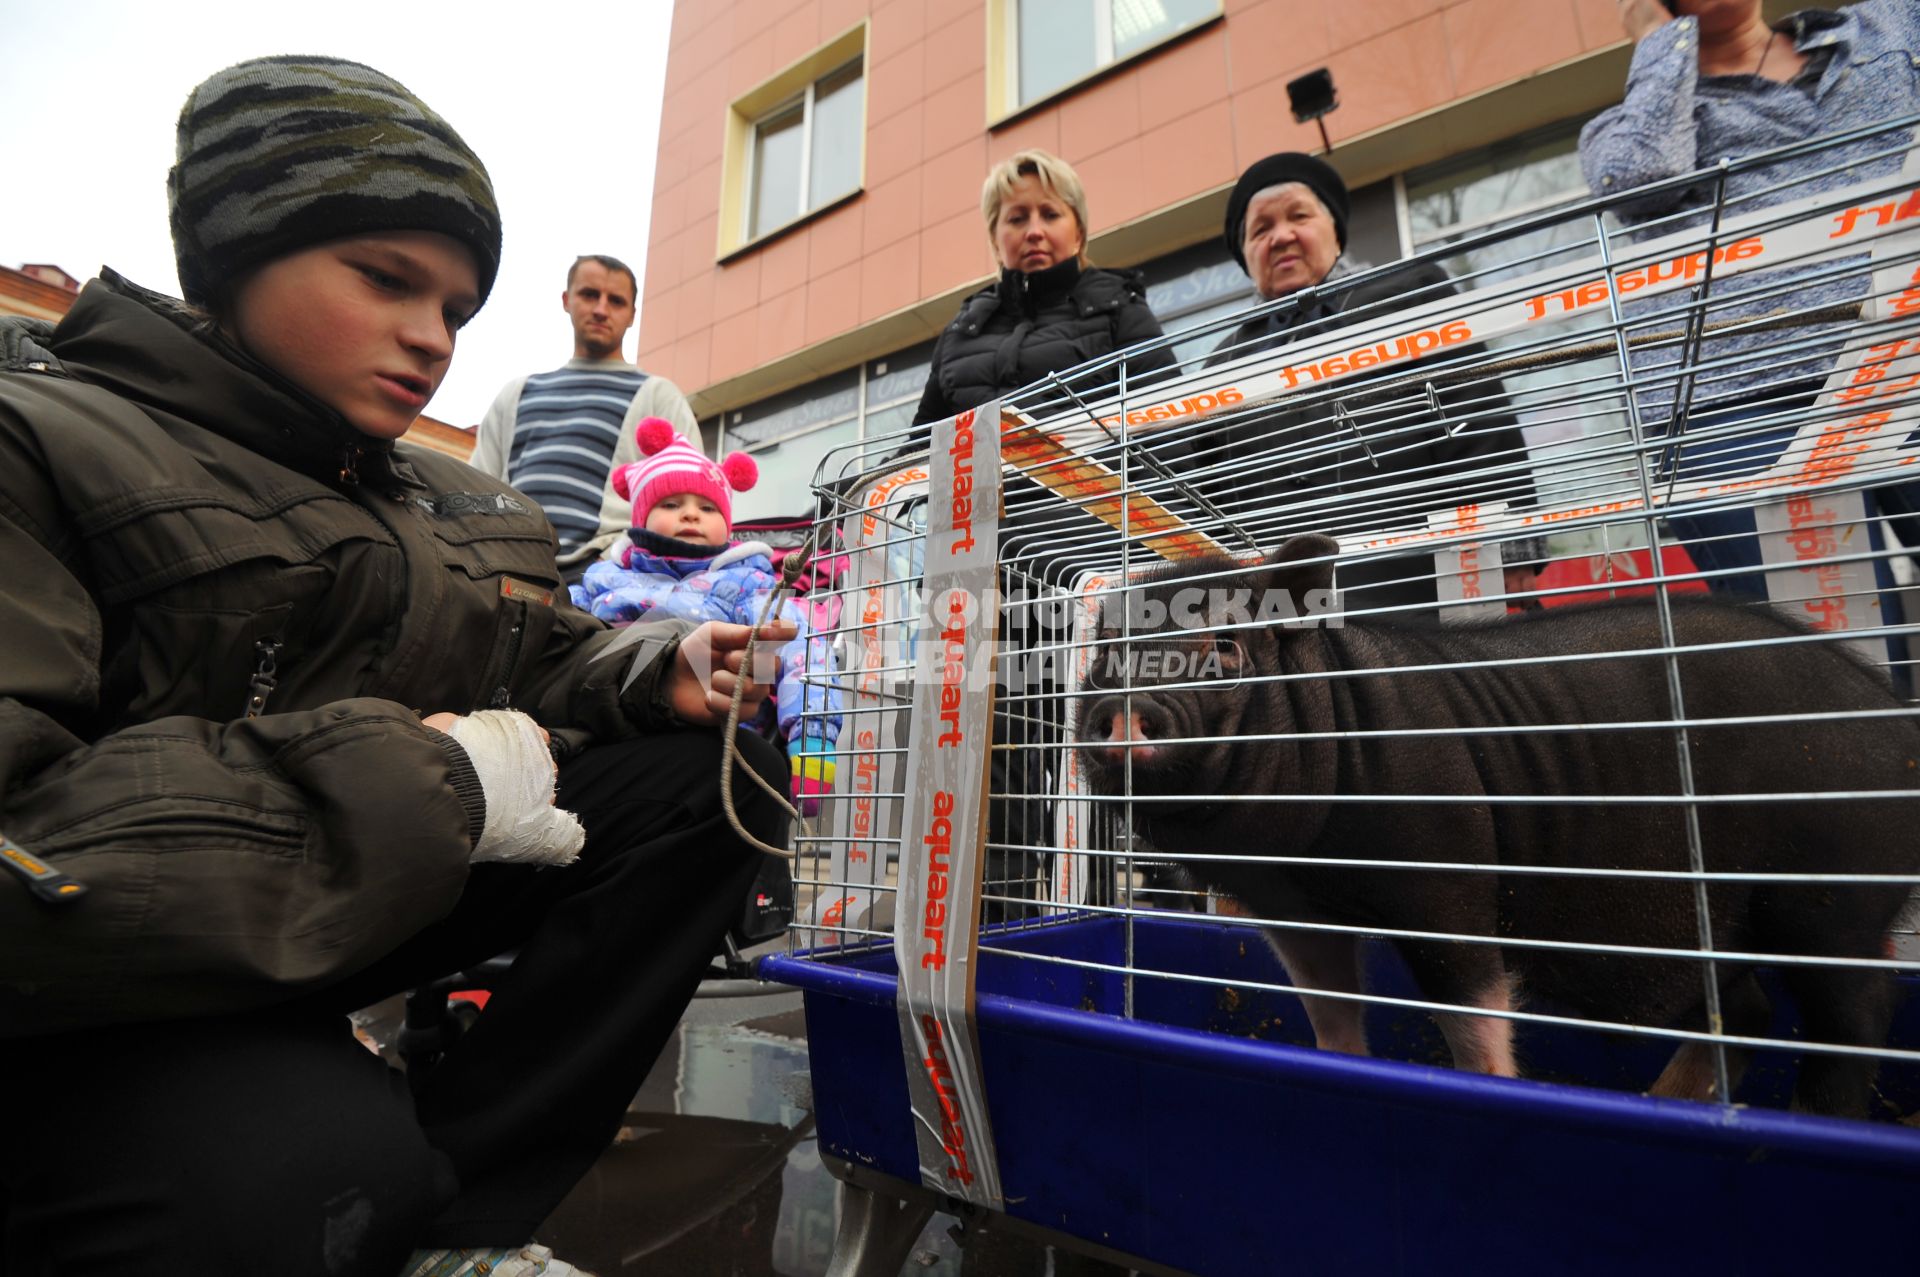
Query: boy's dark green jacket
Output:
[[0, 272, 691, 1037]]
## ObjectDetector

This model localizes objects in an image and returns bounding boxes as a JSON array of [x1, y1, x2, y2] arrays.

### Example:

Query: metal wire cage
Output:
[[773, 115, 1920, 1138]]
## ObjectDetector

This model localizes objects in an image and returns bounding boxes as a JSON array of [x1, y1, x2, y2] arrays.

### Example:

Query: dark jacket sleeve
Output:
[[911, 331, 955, 427], [0, 527, 488, 1038], [508, 597, 692, 744], [0, 431, 491, 1036]]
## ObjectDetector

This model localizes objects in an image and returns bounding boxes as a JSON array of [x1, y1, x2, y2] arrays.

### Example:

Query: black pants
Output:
[[0, 729, 788, 1277]]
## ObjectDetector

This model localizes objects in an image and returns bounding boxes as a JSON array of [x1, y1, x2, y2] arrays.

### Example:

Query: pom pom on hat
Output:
[[635, 416, 678, 456], [620, 419, 757, 533], [722, 452, 759, 493]]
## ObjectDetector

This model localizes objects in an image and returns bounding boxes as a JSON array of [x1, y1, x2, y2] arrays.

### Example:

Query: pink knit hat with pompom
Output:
[[611, 417, 759, 534]]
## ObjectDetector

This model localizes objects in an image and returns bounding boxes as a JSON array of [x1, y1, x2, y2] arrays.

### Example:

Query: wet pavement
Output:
[[362, 953, 1134, 1276]]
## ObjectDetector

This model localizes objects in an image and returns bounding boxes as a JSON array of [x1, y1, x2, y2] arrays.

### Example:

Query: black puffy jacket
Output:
[[912, 260, 1175, 425]]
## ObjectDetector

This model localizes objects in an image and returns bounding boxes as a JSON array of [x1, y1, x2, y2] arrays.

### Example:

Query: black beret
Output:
[[1224, 152, 1350, 272]]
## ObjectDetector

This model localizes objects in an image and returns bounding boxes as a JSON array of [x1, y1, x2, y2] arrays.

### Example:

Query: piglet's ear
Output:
[[1255, 533, 1339, 619]]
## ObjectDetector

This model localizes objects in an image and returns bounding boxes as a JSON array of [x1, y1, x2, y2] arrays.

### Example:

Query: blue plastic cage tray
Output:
[[761, 912, 1920, 1275]]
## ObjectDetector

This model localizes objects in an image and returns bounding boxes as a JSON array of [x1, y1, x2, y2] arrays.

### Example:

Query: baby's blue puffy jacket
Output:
[[571, 538, 843, 752]]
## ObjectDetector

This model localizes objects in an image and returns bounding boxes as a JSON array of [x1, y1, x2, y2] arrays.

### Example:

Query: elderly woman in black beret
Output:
[[1200, 152, 1541, 614]]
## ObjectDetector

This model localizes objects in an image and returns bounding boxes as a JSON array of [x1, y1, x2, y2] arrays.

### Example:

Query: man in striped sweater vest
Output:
[[471, 254, 700, 582]]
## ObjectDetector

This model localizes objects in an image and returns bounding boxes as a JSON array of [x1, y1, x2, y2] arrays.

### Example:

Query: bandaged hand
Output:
[[439, 710, 585, 866]]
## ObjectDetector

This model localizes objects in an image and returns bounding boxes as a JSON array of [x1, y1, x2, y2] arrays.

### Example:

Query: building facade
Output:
[[1, 263, 81, 322], [640, 0, 1807, 521]]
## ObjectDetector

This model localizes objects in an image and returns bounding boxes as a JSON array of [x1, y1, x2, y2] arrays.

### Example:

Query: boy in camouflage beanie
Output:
[[168, 55, 503, 312]]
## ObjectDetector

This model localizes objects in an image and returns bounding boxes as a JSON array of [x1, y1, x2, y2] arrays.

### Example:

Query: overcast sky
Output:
[[0, 0, 675, 428]]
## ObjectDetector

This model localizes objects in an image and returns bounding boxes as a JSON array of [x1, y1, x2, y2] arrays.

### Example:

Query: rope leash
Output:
[[718, 532, 820, 859]]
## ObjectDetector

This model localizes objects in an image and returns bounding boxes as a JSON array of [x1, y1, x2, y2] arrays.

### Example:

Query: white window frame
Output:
[[744, 55, 862, 244]]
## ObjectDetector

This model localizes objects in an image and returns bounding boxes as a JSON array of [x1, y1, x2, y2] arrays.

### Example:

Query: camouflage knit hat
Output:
[[168, 55, 502, 311]]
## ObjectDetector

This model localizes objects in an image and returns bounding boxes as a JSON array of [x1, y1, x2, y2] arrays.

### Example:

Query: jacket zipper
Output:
[[490, 607, 524, 709], [0, 832, 89, 906], [243, 638, 282, 719], [339, 443, 364, 486]]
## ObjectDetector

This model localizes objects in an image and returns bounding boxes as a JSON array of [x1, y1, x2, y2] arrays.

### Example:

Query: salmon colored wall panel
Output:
[[1327, 0, 1443, 52], [685, 160, 722, 228], [650, 180, 690, 249], [867, 45, 924, 122], [1135, 24, 1231, 124], [1073, 137, 1152, 228], [670, 326, 713, 391], [759, 230, 810, 301], [682, 14, 738, 80], [985, 107, 1061, 168], [1139, 100, 1238, 211], [681, 213, 721, 281], [682, 65, 731, 138], [921, 137, 989, 225], [869, 0, 927, 65], [772, 5, 825, 69], [863, 172, 924, 250], [867, 103, 927, 186], [728, 30, 778, 98], [1059, 74, 1142, 163], [923, 6, 986, 94], [713, 253, 763, 320], [810, 202, 867, 276], [922, 72, 988, 155], [637, 310, 673, 366], [1225, 0, 1331, 93], [819, 0, 871, 39], [654, 127, 693, 195], [805, 261, 864, 346], [1446, 0, 1583, 97], [708, 309, 760, 384], [757, 285, 808, 363], [1324, 14, 1455, 141], [860, 239, 921, 322], [671, 269, 715, 340], [1572, 0, 1629, 51], [921, 207, 993, 299]]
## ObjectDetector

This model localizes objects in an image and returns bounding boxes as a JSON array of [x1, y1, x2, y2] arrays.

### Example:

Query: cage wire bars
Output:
[[777, 115, 1920, 1115]]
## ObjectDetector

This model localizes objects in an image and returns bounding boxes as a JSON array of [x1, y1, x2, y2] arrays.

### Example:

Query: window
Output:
[[1403, 118, 1597, 293], [719, 344, 934, 521], [719, 25, 868, 257], [747, 58, 864, 241], [991, 0, 1220, 117]]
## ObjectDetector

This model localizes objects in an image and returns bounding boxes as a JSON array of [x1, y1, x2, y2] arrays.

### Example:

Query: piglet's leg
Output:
[[1434, 970, 1521, 1078], [1648, 971, 1766, 1103], [1398, 938, 1520, 1077], [1268, 928, 1369, 1055]]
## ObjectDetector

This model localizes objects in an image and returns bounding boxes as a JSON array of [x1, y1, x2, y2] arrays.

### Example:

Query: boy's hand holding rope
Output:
[[719, 534, 820, 859]]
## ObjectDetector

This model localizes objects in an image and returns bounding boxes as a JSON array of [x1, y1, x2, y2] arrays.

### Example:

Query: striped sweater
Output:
[[471, 359, 700, 566]]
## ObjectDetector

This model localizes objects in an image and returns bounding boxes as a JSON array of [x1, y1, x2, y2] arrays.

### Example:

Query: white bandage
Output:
[[446, 710, 586, 866]]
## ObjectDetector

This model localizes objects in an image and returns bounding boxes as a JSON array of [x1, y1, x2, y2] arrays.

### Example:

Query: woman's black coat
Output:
[[912, 259, 1175, 425]]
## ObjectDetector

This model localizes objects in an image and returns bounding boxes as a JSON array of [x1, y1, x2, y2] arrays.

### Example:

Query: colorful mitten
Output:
[[788, 738, 836, 817]]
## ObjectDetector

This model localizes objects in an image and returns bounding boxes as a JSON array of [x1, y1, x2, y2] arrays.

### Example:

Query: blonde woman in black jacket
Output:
[[913, 149, 1176, 425]]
